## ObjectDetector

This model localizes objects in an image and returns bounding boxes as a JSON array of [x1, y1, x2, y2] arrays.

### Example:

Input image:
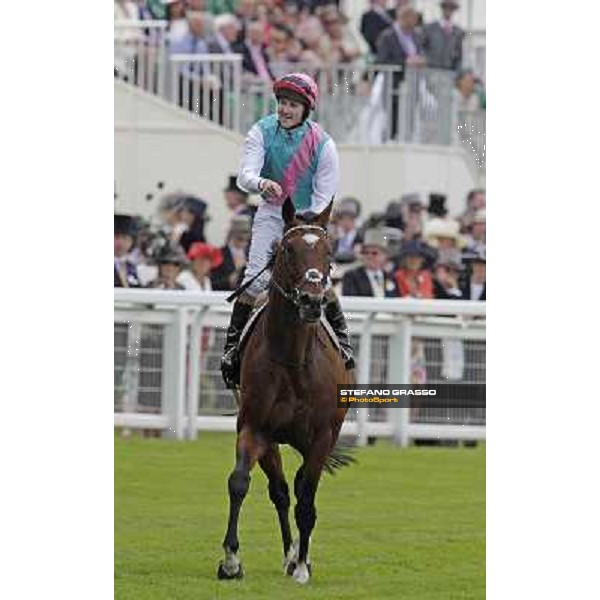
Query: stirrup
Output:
[[340, 347, 355, 371], [221, 347, 240, 388]]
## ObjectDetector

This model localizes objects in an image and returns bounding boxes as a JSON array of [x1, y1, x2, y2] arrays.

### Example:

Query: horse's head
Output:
[[271, 198, 334, 323]]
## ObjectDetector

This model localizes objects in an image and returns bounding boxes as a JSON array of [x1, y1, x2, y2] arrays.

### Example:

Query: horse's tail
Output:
[[324, 439, 357, 475]]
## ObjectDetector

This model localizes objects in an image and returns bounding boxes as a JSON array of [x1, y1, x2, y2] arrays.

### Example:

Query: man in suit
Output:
[[461, 249, 486, 300], [376, 6, 426, 139], [342, 228, 399, 297], [422, 0, 465, 71], [360, 0, 394, 56], [114, 214, 142, 288], [233, 18, 274, 81]]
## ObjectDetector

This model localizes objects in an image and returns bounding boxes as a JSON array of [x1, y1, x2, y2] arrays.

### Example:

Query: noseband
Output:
[[270, 224, 330, 308]]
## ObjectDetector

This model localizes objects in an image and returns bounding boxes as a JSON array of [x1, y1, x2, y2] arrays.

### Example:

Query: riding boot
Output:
[[324, 290, 355, 371], [221, 295, 255, 388]]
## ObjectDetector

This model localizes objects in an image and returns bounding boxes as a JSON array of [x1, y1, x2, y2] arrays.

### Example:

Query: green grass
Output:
[[115, 433, 485, 599]]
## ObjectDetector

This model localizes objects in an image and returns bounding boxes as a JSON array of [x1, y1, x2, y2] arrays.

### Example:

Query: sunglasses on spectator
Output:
[[362, 249, 383, 256]]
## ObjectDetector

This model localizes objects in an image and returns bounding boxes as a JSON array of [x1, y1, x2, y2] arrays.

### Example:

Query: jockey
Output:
[[221, 72, 355, 388]]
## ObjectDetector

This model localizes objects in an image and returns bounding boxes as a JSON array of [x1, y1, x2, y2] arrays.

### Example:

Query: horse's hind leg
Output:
[[291, 430, 332, 584], [217, 427, 265, 580], [259, 444, 292, 566]]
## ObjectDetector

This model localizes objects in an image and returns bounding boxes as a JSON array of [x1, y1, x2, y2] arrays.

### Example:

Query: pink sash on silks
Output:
[[269, 122, 325, 207]]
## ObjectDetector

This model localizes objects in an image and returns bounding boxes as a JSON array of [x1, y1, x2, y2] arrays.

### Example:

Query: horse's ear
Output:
[[315, 199, 334, 228], [282, 197, 296, 226]]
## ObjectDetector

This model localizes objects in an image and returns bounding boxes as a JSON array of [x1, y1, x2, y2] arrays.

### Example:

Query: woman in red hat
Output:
[[187, 242, 224, 291]]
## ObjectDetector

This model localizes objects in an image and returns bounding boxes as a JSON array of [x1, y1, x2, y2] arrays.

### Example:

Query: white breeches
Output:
[[241, 203, 284, 297]]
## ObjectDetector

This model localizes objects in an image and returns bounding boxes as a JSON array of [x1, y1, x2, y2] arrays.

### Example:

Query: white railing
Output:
[[114, 289, 485, 446], [169, 54, 242, 132], [114, 20, 168, 97]]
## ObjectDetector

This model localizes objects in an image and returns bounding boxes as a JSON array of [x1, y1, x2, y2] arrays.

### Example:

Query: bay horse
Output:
[[217, 198, 355, 585]]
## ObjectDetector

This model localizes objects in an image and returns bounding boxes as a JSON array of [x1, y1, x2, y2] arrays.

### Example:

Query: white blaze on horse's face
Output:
[[302, 233, 320, 247]]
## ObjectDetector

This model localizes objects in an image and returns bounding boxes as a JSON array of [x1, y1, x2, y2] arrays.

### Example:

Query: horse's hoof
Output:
[[292, 562, 311, 584], [217, 561, 244, 580], [284, 560, 296, 577]]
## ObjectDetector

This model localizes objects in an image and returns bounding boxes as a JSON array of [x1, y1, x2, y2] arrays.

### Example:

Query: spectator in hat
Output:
[[223, 174, 255, 219], [394, 240, 433, 299], [424, 217, 465, 252], [433, 248, 464, 299], [332, 198, 363, 264], [186, 242, 224, 291], [461, 249, 485, 300], [211, 215, 252, 290], [342, 228, 399, 297], [463, 208, 485, 255], [422, 0, 465, 71], [177, 196, 208, 253], [114, 214, 142, 288], [146, 243, 188, 290]]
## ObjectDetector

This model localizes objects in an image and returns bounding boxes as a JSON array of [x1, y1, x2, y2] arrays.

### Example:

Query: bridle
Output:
[[269, 224, 330, 309]]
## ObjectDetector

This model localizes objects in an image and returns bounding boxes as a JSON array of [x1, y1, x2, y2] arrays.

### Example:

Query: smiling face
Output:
[[277, 96, 305, 128]]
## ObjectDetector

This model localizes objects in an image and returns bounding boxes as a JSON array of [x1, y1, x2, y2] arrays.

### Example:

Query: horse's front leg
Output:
[[291, 430, 332, 584], [259, 444, 293, 563], [217, 427, 265, 580]]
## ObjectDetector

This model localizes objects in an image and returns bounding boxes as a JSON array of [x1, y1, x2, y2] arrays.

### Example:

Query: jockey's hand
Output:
[[260, 179, 283, 198]]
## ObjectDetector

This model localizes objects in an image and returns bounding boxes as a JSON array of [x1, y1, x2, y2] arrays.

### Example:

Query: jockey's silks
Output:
[[258, 114, 330, 211]]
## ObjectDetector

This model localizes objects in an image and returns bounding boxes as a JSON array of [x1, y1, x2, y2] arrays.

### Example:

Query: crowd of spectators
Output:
[[115, 180, 485, 302], [115, 0, 485, 105]]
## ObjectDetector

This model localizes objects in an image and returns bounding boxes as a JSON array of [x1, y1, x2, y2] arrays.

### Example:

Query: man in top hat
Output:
[[461, 248, 485, 300], [223, 174, 255, 219], [422, 0, 465, 71], [433, 248, 464, 299], [146, 242, 188, 290], [114, 214, 142, 288], [394, 239, 434, 298], [342, 228, 399, 298], [211, 215, 252, 291], [332, 197, 363, 263]]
